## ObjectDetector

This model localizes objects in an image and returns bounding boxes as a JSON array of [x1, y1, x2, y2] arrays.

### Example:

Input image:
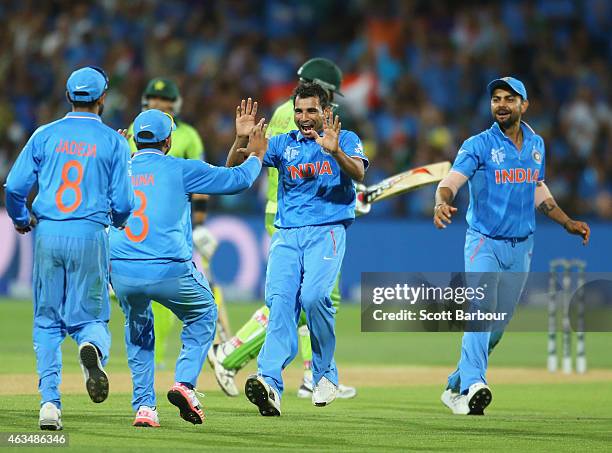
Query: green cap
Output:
[[143, 77, 180, 100], [297, 58, 343, 96]]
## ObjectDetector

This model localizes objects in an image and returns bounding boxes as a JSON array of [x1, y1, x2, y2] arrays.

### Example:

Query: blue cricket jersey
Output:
[[452, 121, 546, 238], [109, 152, 261, 263], [264, 130, 368, 228], [5, 112, 134, 229]]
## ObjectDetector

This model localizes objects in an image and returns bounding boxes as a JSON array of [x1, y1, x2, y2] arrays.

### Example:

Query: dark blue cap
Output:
[[487, 76, 528, 100], [133, 109, 176, 143], [66, 67, 108, 102]]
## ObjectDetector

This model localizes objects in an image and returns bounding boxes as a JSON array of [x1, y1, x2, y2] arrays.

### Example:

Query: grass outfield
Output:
[[2, 384, 611, 452], [1, 299, 611, 451]]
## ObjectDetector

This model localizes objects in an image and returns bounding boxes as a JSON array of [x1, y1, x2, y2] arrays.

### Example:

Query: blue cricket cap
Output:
[[133, 109, 176, 143], [487, 76, 528, 100], [66, 66, 109, 102]]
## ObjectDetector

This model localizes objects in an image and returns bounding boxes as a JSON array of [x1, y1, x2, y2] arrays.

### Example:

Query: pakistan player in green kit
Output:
[[208, 59, 357, 399], [127, 78, 228, 369]]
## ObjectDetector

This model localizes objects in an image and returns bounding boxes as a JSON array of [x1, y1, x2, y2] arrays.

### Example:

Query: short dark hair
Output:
[[135, 140, 166, 150], [292, 82, 330, 109], [70, 100, 97, 108]]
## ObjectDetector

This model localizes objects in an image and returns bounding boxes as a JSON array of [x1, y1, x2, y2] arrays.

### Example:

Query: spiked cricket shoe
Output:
[[167, 383, 205, 424], [451, 383, 492, 415], [79, 342, 109, 403], [245, 375, 281, 416]]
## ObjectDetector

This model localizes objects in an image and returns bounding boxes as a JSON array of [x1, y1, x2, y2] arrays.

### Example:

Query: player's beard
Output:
[[97, 102, 105, 117], [298, 119, 323, 137], [494, 109, 519, 130]]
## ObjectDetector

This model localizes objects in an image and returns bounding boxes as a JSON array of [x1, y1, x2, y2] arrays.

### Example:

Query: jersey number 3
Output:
[[55, 160, 83, 213], [125, 190, 149, 242]]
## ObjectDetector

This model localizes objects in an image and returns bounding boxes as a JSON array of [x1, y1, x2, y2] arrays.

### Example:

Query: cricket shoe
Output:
[[297, 373, 357, 399], [208, 344, 239, 397], [312, 376, 337, 407], [440, 388, 461, 413], [133, 406, 160, 428], [245, 375, 281, 416], [167, 383, 205, 424], [39, 402, 62, 431], [79, 342, 109, 403], [452, 383, 493, 415]]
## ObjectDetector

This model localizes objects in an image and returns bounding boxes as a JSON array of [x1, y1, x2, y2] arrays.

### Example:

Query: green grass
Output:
[[1, 385, 611, 452], [2, 299, 612, 373], [1, 298, 611, 451]]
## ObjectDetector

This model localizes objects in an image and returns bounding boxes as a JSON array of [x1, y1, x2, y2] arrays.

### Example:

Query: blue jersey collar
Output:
[[132, 149, 165, 158], [65, 111, 102, 122], [294, 130, 307, 142], [490, 120, 535, 140], [293, 130, 320, 142]]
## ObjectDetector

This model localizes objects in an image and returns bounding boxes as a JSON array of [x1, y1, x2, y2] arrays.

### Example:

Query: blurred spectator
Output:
[[0, 0, 609, 220]]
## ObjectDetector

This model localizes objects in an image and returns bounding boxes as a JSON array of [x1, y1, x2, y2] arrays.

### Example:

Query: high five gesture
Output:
[[236, 97, 259, 138], [227, 97, 265, 167], [305, 109, 341, 155]]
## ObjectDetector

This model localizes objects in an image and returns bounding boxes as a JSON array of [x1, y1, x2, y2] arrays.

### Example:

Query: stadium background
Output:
[[0, 2, 611, 450]]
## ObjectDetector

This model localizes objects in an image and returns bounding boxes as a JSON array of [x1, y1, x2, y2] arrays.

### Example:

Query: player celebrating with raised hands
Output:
[[227, 83, 368, 416], [433, 77, 590, 415], [208, 60, 356, 401]]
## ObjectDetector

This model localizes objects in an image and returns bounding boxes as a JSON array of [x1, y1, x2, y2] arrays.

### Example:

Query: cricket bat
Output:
[[360, 161, 451, 204]]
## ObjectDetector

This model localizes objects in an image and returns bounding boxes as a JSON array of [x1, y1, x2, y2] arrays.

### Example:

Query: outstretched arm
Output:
[[535, 181, 590, 245], [433, 171, 467, 229], [186, 121, 268, 194]]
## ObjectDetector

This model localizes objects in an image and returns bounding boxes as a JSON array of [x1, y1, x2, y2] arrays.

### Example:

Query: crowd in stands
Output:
[[0, 0, 610, 218]]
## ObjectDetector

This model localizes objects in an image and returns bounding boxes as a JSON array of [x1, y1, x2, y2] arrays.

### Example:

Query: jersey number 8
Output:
[[125, 190, 149, 242], [55, 160, 83, 213]]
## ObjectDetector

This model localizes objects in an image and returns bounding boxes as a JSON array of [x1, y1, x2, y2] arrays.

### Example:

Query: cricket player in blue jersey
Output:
[[227, 83, 368, 416], [4, 66, 134, 430], [434, 77, 590, 415], [109, 109, 265, 427]]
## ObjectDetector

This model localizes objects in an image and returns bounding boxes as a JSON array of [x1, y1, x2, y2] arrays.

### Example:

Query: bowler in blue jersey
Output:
[[434, 77, 590, 415], [227, 83, 369, 416]]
